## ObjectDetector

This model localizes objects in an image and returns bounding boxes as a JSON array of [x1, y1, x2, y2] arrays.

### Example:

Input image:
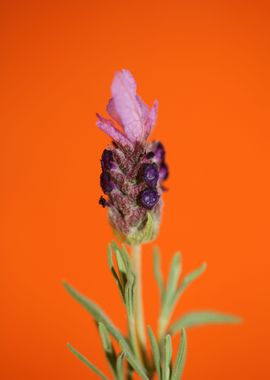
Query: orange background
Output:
[[1, 1, 270, 379]]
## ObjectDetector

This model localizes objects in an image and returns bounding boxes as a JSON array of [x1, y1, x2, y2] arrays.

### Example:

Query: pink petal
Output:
[[111, 69, 144, 142], [106, 98, 123, 126], [136, 95, 149, 120], [144, 100, 158, 139], [96, 113, 131, 147]]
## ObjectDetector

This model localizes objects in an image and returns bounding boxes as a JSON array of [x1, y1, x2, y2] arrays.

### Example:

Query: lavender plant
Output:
[[64, 70, 240, 379]]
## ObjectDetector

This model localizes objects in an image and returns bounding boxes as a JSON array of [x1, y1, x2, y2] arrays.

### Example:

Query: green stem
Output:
[[127, 312, 142, 365], [158, 314, 169, 341], [132, 245, 147, 357]]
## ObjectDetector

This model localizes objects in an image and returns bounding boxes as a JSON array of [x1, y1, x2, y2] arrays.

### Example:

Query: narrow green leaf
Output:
[[173, 262, 207, 305], [161, 252, 182, 318], [112, 242, 128, 287], [171, 329, 187, 380], [166, 252, 182, 297], [109, 242, 136, 316], [121, 248, 134, 277], [125, 271, 136, 316], [111, 240, 122, 255], [113, 243, 135, 293], [147, 326, 161, 380], [158, 262, 207, 338], [111, 241, 128, 269], [116, 250, 127, 272], [116, 352, 126, 380], [119, 339, 150, 380], [63, 281, 124, 343], [98, 322, 113, 354], [119, 245, 136, 316], [111, 244, 141, 362], [98, 323, 117, 378], [162, 334, 172, 380], [153, 247, 165, 299], [170, 311, 241, 333], [120, 244, 134, 275], [116, 251, 128, 286], [108, 244, 125, 300], [67, 343, 108, 380]]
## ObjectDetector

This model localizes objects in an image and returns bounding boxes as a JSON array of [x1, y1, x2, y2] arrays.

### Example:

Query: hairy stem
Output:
[[127, 313, 142, 365], [132, 245, 147, 358]]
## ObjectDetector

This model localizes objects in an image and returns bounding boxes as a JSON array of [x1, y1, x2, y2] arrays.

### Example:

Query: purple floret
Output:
[[100, 172, 114, 194], [141, 163, 159, 188], [154, 142, 166, 162], [139, 188, 159, 210], [101, 149, 114, 171]]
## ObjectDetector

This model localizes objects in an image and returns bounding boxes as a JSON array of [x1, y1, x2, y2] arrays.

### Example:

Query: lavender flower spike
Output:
[[97, 69, 169, 245]]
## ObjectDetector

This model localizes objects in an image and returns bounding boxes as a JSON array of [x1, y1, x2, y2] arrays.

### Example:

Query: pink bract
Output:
[[96, 69, 158, 147]]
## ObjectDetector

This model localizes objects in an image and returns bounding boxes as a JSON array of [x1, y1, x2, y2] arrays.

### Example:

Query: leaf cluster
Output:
[[64, 243, 240, 379]]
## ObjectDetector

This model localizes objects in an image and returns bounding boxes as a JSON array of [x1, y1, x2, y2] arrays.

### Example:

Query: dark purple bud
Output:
[[141, 163, 159, 188], [100, 172, 114, 194], [138, 188, 159, 210], [101, 149, 114, 171], [155, 142, 166, 162], [159, 162, 169, 181], [99, 196, 110, 208]]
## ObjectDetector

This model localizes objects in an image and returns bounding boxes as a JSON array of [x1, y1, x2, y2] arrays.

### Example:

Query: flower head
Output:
[[97, 70, 169, 245]]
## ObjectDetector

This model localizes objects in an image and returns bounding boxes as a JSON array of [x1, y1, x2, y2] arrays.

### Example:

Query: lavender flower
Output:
[[65, 70, 240, 380], [96, 69, 169, 245]]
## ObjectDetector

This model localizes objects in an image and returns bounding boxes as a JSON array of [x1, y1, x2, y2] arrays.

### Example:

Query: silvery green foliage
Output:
[[64, 242, 240, 379]]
